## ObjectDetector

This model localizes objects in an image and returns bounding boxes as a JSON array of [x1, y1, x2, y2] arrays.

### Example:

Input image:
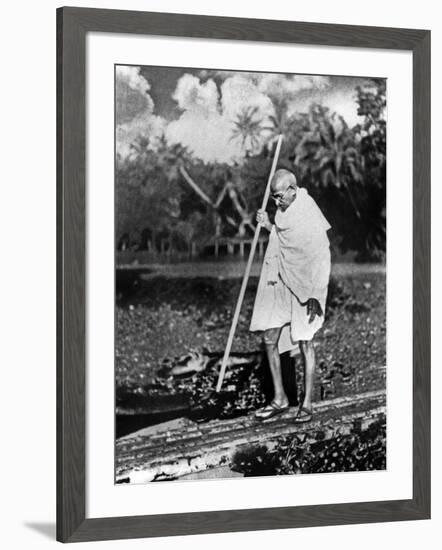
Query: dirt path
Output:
[[118, 260, 385, 280]]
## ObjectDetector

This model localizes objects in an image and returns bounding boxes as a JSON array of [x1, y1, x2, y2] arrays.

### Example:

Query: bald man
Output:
[[250, 169, 331, 422]]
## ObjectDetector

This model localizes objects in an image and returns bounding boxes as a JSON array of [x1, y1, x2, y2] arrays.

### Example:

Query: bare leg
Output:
[[263, 327, 288, 406], [299, 340, 316, 409]]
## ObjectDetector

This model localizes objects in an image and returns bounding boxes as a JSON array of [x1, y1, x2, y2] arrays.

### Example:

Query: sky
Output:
[[116, 64, 374, 164]]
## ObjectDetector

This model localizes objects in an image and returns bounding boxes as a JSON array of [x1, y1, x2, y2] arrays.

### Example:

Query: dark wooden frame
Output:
[[57, 6, 431, 543]]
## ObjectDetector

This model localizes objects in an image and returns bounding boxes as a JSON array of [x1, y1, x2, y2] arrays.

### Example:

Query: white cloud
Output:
[[166, 72, 337, 163], [166, 73, 276, 163], [166, 111, 239, 164], [166, 74, 242, 163], [221, 74, 274, 120], [117, 114, 166, 159], [115, 66, 165, 158], [116, 66, 151, 94], [116, 68, 361, 163], [172, 73, 219, 115], [258, 74, 330, 101]]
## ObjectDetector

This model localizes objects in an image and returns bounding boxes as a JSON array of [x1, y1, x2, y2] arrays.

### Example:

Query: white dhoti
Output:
[[249, 187, 331, 354]]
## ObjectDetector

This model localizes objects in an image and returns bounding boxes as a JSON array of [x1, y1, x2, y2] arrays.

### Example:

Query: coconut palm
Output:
[[230, 106, 266, 156], [292, 99, 386, 260], [293, 105, 363, 219]]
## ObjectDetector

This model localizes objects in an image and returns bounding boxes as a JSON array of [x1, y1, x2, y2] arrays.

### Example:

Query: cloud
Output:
[[220, 74, 274, 120], [166, 72, 336, 163], [166, 112, 238, 164], [166, 74, 237, 163], [166, 73, 275, 163], [117, 114, 166, 158], [115, 66, 165, 158], [117, 66, 151, 94], [199, 69, 330, 94], [116, 68, 360, 163], [116, 66, 153, 125], [172, 73, 219, 115], [258, 74, 330, 101], [166, 75, 234, 163]]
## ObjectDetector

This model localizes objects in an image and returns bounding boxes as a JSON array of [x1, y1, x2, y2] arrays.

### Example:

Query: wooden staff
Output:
[[216, 134, 283, 392]]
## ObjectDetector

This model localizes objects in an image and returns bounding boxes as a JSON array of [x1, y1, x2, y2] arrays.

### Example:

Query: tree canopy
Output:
[[116, 78, 386, 261]]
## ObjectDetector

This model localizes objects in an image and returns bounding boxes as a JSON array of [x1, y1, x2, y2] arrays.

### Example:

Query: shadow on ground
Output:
[[23, 522, 56, 540]]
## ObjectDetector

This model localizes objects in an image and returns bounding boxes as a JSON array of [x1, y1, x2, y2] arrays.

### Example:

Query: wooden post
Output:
[[216, 135, 283, 392]]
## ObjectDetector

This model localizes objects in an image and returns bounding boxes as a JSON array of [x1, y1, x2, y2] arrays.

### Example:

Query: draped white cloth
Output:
[[249, 187, 331, 353]]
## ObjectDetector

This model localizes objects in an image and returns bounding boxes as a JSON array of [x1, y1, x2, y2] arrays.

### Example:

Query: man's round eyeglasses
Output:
[[271, 185, 296, 202]]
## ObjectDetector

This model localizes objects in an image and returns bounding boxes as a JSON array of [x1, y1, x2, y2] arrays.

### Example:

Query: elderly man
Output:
[[250, 168, 331, 422]]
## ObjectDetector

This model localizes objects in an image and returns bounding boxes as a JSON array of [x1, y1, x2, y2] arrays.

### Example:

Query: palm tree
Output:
[[230, 106, 265, 156], [292, 101, 386, 260], [262, 97, 294, 139], [293, 105, 363, 219]]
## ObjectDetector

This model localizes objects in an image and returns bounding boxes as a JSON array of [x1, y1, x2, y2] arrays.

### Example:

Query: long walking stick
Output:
[[216, 134, 283, 392]]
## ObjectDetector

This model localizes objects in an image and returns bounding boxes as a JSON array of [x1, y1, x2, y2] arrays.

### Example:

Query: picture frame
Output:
[[57, 6, 431, 543]]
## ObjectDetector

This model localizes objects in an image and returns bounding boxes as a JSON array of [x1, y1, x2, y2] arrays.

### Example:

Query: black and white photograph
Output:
[[1, 0, 436, 545], [114, 64, 387, 483]]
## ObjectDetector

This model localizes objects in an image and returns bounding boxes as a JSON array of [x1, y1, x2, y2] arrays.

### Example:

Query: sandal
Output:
[[293, 404, 313, 423], [254, 400, 289, 421]]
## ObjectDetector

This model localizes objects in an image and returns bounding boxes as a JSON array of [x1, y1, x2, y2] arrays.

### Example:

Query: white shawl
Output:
[[264, 187, 331, 303]]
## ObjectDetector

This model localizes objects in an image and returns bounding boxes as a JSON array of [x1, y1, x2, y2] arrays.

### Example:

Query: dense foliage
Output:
[[116, 79, 386, 260], [231, 416, 386, 476]]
